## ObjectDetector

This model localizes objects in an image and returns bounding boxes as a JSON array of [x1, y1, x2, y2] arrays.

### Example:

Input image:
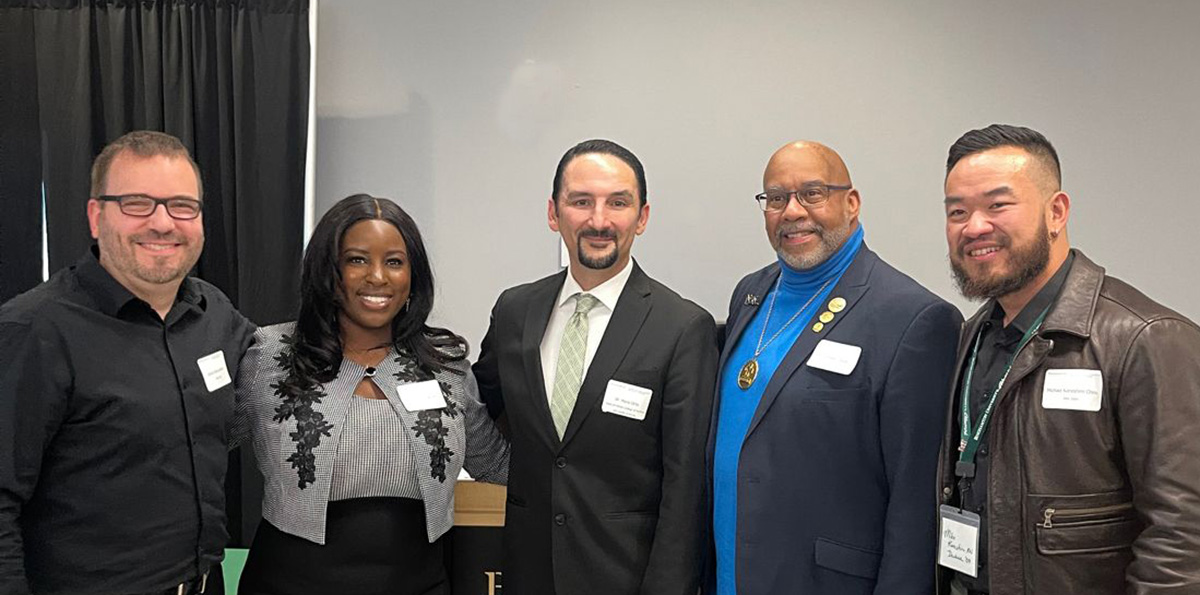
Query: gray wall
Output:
[[314, 0, 1200, 352]]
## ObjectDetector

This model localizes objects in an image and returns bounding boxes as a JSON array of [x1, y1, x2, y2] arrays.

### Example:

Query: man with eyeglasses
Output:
[[708, 141, 960, 595], [0, 130, 254, 595]]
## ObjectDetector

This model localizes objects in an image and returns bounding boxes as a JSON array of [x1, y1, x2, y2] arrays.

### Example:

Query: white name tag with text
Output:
[[1042, 369, 1103, 411], [196, 351, 232, 392], [397, 380, 447, 412], [806, 339, 862, 375], [938, 505, 980, 577], [601, 380, 653, 421]]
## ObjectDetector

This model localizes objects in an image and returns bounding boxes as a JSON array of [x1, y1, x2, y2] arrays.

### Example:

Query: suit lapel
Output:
[[744, 248, 878, 439], [522, 271, 565, 449], [707, 269, 778, 466], [559, 264, 652, 449], [717, 271, 779, 379]]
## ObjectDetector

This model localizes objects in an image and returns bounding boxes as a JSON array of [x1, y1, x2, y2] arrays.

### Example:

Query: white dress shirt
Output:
[[539, 259, 634, 405]]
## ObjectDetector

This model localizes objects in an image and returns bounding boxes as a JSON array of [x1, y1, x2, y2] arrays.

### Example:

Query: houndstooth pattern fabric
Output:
[[231, 322, 509, 545], [549, 293, 600, 437], [329, 396, 421, 501]]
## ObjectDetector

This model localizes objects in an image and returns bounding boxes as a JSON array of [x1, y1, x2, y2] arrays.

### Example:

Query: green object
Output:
[[957, 305, 1051, 474], [224, 548, 249, 594]]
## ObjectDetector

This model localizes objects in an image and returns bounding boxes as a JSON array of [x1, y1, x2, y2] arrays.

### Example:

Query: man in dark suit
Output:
[[473, 139, 718, 595], [709, 141, 962, 595]]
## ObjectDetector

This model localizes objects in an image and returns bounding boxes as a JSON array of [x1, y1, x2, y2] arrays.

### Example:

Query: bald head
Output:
[[760, 140, 861, 270], [763, 141, 852, 188]]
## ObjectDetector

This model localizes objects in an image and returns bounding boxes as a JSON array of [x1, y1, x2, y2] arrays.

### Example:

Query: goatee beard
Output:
[[950, 222, 1050, 300], [577, 232, 619, 270]]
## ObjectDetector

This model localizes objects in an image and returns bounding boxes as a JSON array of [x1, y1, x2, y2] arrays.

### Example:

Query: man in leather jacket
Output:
[[935, 124, 1200, 595]]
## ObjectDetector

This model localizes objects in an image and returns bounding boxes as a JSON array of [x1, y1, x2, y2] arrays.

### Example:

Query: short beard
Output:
[[775, 221, 853, 271], [950, 220, 1050, 300], [577, 231, 619, 270]]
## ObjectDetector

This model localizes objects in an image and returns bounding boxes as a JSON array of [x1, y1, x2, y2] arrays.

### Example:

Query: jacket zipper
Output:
[[1041, 502, 1133, 528]]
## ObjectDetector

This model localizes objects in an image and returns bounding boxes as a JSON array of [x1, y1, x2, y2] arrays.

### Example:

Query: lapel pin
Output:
[[819, 311, 834, 324], [812, 322, 825, 333], [745, 293, 761, 307], [828, 297, 847, 313]]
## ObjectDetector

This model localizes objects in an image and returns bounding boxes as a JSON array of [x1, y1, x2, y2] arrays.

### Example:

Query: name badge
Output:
[[938, 505, 980, 577], [397, 380, 447, 412], [196, 351, 232, 392], [806, 339, 862, 375], [601, 380, 653, 421], [1042, 369, 1103, 411]]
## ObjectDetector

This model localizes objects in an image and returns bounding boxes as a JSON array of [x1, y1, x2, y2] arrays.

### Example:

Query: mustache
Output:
[[775, 222, 822, 241], [580, 229, 617, 240], [957, 235, 1009, 254], [130, 231, 189, 244]]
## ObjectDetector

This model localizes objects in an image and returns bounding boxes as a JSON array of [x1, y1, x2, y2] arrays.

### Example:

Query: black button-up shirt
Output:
[[0, 248, 255, 595], [954, 253, 1074, 592]]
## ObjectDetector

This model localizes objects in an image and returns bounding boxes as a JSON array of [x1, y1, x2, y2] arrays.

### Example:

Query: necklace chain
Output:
[[753, 276, 832, 357]]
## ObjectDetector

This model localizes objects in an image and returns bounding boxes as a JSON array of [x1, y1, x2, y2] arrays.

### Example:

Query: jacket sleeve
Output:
[[230, 327, 268, 451], [639, 310, 719, 595], [873, 301, 963, 595], [472, 298, 506, 421], [461, 369, 510, 485], [0, 321, 72, 595], [1118, 317, 1200, 594]]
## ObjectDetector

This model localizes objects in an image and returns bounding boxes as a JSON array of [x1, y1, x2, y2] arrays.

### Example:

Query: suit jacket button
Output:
[[554, 513, 566, 526], [555, 457, 567, 469]]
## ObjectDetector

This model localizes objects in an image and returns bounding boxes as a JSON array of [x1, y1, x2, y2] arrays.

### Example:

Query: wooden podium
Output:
[[450, 481, 506, 595]]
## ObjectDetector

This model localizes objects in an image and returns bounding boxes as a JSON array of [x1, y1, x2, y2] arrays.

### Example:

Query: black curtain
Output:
[[0, 8, 44, 303], [0, 0, 310, 545]]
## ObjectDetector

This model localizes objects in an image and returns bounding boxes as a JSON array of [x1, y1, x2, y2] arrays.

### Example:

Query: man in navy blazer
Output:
[[708, 141, 961, 595]]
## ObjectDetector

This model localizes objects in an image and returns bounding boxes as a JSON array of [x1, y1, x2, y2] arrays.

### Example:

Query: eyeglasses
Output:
[[754, 184, 851, 212], [95, 194, 203, 220]]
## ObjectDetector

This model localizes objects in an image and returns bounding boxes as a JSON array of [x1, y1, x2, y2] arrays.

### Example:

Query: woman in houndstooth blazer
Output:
[[232, 194, 508, 595]]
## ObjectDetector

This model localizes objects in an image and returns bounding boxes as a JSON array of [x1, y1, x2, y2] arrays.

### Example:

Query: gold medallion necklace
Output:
[[737, 277, 831, 390]]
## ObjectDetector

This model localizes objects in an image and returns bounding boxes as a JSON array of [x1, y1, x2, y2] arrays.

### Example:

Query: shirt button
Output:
[[943, 486, 953, 497], [555, 457, 567, 469], [554, 513, 566, 526]]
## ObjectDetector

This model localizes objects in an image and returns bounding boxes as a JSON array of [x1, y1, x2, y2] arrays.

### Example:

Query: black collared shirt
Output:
[[0, 248, 255, 595], [954, 252, 1074, 592]]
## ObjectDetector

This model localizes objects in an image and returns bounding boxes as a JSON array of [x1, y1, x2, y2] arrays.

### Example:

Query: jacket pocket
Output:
[[1026, 492, 1138, 594], [797, 387, 872, 405], [1035, 501, 1138, 554], [603, 510, 657, 520], [814, 537, 882, 579]]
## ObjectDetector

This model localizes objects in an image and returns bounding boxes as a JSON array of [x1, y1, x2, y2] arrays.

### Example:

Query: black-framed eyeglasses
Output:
[[95, 194, 203, 220], [754, 184, 852, 212]]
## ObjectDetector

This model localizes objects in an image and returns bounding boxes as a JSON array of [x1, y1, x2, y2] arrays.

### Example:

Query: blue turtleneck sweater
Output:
[[713, 225, 864, 595]]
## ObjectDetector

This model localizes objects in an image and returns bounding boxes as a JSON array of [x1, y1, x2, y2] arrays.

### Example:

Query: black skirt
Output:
[[239, 497, 448, 595]]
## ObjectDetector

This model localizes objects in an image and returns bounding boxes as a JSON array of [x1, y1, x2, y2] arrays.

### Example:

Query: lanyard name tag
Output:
[[938, 505, 980, 577]]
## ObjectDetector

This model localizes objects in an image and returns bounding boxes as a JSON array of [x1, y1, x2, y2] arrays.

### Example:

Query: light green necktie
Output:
[[550, 293, 601, 438]]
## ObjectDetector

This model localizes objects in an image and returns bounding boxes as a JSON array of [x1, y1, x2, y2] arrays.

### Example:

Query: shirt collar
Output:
[[989, 251, 1076, 335], [75, 245, 205, 319], [556, 258, 634, 312]]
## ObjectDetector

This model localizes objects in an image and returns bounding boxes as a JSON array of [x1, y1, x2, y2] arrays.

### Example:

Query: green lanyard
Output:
[[955, 305, 1051, 478]]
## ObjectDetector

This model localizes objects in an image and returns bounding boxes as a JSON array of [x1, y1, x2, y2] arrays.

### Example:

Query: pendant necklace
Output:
[[737, 276, 832, 390]]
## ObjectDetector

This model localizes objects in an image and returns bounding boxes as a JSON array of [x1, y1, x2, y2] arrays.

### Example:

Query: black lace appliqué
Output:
[[393, 349, 459, 482], [272, 334, 334, 489]]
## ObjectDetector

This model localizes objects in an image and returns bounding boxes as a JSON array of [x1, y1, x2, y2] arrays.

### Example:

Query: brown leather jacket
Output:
[[936, 251, 1200, 595]]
